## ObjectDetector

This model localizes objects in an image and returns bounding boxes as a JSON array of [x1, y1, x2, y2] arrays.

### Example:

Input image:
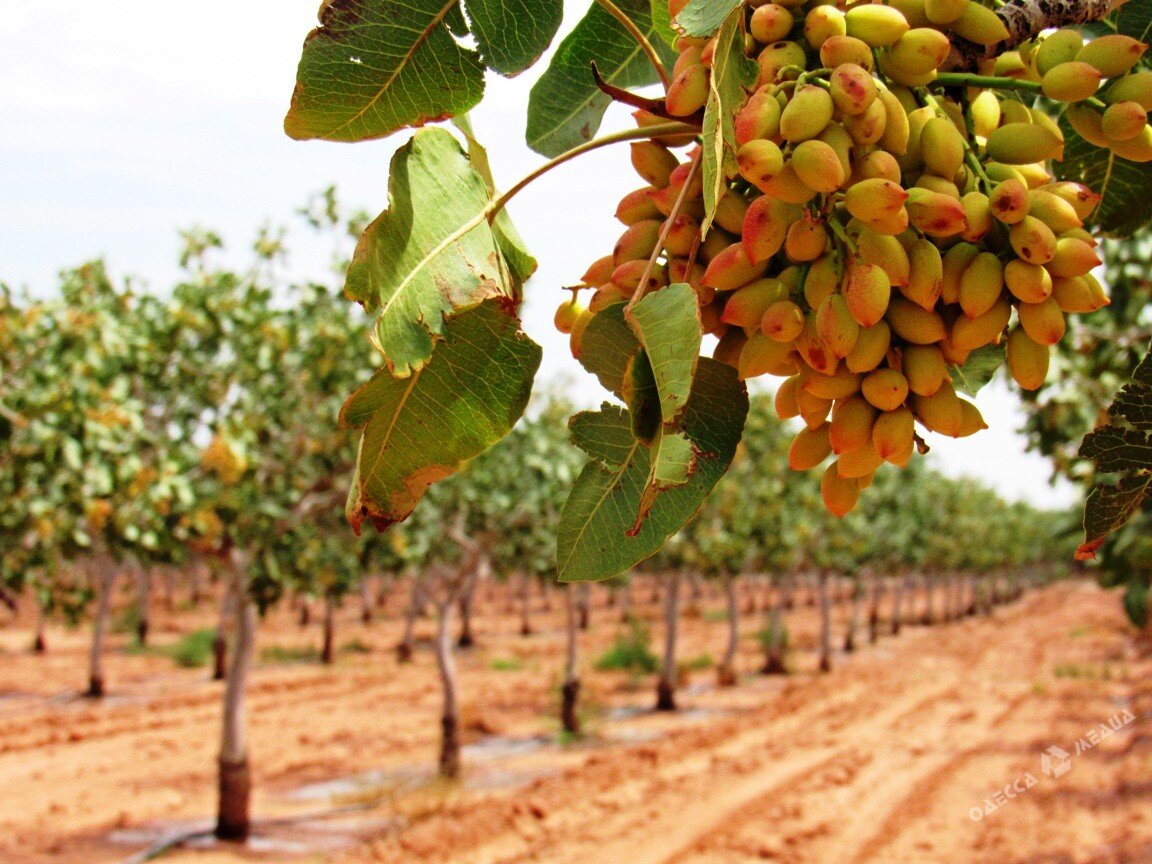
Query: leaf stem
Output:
[[625, 150, 703, 314], [489, 122, 697, 219], [593, 0, 671, 90], [932, 72, 1106, 110]]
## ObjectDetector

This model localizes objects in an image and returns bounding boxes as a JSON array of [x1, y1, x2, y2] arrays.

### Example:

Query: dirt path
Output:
[[1, 580, 1147, 864]]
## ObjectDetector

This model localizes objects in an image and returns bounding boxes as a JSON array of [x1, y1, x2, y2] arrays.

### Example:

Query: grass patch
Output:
[[261, 644, 321, 664], [1067, 625, 1091, 638], [702, 608, 728, 623], [124, 628, 216, 669], [489, 657, 526, 672], [340, 638, 373, 655], [594, 620, 658, 674], [1053, 663, 1111, 680], [681, 652, 713, 671]]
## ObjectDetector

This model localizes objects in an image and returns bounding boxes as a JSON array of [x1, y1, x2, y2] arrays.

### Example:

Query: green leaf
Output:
[[1117, 0, 1152, 43], [1078, 341, 1152, 558], [465, 0, 564, 76], [1056, 117, 1152, 237], [341, 300, 541, 532], [569, 404, 637, 467], [450, 116, 538, 284], [627, 282, 701, 422], [575, 302, 640, 395], [284, 0, 485, 142], [346, 127, 527, 376], [950, 343, 1005, 397], [699, 7, 757, 236], [674, 0, 743, 38], [556, 357, 748, 581], [650, 0, 678, 48], [526, 0, 676, 157]]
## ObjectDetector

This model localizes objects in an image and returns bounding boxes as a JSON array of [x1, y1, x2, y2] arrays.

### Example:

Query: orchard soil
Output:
[[0, 579, 1149, 863]]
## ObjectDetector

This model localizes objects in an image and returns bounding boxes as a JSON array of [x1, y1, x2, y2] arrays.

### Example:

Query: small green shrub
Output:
[[261, 644, 321, 664], [489, 657, 526, 671], [682, 653, 713, 671], [594, 621, 658, 674], [340, 638, 373, 655], [168, 628, 218, 668], [757, 618, 789, 651]]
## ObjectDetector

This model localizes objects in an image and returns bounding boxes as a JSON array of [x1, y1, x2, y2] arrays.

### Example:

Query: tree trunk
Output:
[[321, 593, 336, 665], [919, 576, 933, 626], [360, 578, 374, 625], [33, 595, 47, 654], [190, 559, 204, 609], [655, 573, 681, 711], [844, 581, 860, 653], [577, 582, 591, 631], [717, 574, 740, 687], [298, 598, 311, 628], [457, 578, 476, 649], [398, 575, 423, 663], [649, 577, 660, 605], [519, 573, 533, 637], [213, 573, 235, 683], [782, 573, 795, 611], [761, 596, 787, 676], [891, 574, 906, 636], [136, 565, 153, 646], [434, 583, 463, 779], [561, 585, 581, 736], [540, 579, 553, 613], [87, 556, 117, 698], [867, 577, 881, 644], [817, 571, 832, 673], [162, 566, 176, 613], [216, 561, 256, 842]]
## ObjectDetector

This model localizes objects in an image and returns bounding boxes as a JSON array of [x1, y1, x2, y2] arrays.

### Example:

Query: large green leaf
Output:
[[284, 0, 485, 142], [346, 127, 528, 376], [1077, 342, 1152, 559], [1117, 0, 1152, 43], [556, 357, 748, 581], [699, 7, 757, 235], [575, 303, 640, 395], [650, 0, 678, 48], [466, 0, 564, 76], [526, 0, 677, 157], [451, 116, 538, 285], [341, 300, 541, 532], [675, 0, 743, 38], [628, 282, 701, 422], [1056, 117, 1152, 237]]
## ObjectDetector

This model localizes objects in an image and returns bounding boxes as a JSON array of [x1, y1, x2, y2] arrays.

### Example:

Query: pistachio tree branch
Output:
[[942, 0, 1124, 72]]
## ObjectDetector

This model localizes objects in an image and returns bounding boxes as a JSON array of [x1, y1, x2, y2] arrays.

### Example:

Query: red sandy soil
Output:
[[0, 578, 1147, 864]]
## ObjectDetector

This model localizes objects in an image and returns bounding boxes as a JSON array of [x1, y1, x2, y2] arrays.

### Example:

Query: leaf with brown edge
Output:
[[341, 300, 541, 533]]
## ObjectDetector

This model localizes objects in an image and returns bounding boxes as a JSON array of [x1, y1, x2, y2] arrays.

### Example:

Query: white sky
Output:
[[0, 0, 1078, 508]]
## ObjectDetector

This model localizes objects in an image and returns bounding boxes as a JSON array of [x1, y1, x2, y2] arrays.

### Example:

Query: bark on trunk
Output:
[[213, 573, 235, 683], [717, 575, 740, 687], [87, 557, 117, 698], [867, 578, 881, 644], [457, 578, 476, 649], [920, 576, 935, 626], [435, 584, 462, 779], [891, 574, 906, 636], [321, 593, 336, 665], [33, 596, 48, 654], [360, 578, 374, 625], [761, 597, 787, 676], [577, 583, 590, 631], [655, 573, 681, 711], [298, 599, 311, 628], [398, 575, 423, 663], [561, 585, 581, 736], [620, 579, 633, 623], [817, 571, 832, 674], [216, 561, 256, 841], [136, 566, 153, 646], [844, 581, 861, 653], [519, 573, 533, 637]]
